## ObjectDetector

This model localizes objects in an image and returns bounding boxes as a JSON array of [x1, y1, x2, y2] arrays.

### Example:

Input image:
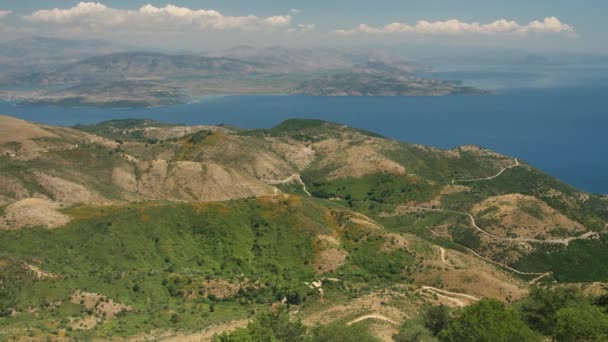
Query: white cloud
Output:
[[0, 10, 12, 19], [287, 23, 315, 34], [334, 17, 575, 37], [290, 9, 301, 14], [24, 2, 292, 31]]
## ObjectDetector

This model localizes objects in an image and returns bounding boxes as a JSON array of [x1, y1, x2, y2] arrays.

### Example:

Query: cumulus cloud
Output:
[[334, 17, 575, 37], [290, 9, 301, 14], [24, 2, 292, 31], [0, 10, 12, 19]]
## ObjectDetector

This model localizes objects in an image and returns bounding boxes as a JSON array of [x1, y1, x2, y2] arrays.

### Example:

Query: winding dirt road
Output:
[[452, 158, 520, 183], [414, 207, 598, 246], [420, 286, 480, 307], [261, 173, 311, 196], [347, 314, 399, 326]]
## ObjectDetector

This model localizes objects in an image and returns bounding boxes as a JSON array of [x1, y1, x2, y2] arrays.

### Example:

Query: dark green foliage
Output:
[[305, 173, 439, 207], [448, 225, 480, 249], [187, 130, 212, 144], [215, 306, 307, 342], [422, 305, 451, 336], [216, 307, 379, 342], [310, 322, 380, 342], [553, 304, 608, 342], [393, 320, 438, 342], [240, 119, 384, 141], [439, 299, 541, 342], [513, 235, 608, 282], [517, 287, 584, 335], [594, 294, 608, 311]]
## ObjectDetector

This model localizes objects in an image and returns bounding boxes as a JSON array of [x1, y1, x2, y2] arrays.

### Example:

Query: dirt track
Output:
[[452, 158, 520, 183], [262, 173, 311, 196], [347, 314, 398, 326]]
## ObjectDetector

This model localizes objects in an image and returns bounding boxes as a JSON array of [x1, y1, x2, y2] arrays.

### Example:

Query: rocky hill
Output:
[[0, 115, 607, 340]]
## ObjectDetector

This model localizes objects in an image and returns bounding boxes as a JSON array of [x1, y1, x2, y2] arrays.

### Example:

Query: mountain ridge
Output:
[[1, 115, 607, 340]]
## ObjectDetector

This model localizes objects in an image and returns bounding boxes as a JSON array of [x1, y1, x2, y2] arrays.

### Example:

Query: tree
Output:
[[422, 304, 451, 336], [394, 319, 438, 342], [439, 299, 541, 342], [594, 294, 608, 311], [215, 305, 307, 342], [553, 304, 608, 342], [517, 286, 583, 335], [311, 322, 380, 342]]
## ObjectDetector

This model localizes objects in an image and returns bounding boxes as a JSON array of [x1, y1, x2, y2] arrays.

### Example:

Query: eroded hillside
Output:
[[1, 115, 607, 341]]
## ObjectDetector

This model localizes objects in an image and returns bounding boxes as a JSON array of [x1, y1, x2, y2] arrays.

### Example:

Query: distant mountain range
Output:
[[0, 37, 484, 107], [0, 37, 131, 72]]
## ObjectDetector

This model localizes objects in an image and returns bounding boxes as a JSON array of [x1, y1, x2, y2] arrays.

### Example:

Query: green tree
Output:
[[422, 304, 451, 336], [553, 304, 608, 342], [394, 319, 438, 342], [215, 305, 307, 342], [518, 286, 583, 335], [310, 322, 380, 342], [439, 299, 541, 342]]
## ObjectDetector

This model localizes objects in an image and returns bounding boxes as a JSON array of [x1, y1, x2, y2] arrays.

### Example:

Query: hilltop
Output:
[[0, 116, 607, 340]]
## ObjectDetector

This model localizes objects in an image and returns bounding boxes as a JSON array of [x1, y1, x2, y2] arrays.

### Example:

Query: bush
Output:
[[310, 322, 380, 342], [215, 305, 307, 342], [394, 319, 437, 342], [422, 304, 451, 336], [439, 299, 541, 342], [517, 287, 583, 335], [553, 304, 608, 342]]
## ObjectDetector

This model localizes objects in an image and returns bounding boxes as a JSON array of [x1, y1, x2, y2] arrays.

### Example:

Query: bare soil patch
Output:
[[71, 291, 132, 319], [314, 248, 348, 274], [0, 198, 70, 229]]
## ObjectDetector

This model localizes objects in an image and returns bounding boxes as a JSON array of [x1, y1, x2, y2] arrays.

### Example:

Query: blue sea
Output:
[[1, 65, 607, 194]]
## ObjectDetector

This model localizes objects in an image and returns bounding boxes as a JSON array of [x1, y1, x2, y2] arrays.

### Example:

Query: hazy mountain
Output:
[[207, 45, 425, 73], [31, 52, 263, 85], [0, 36, 131, 71]]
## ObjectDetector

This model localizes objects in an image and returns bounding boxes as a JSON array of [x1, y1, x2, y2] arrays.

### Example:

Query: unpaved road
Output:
[[439, 247, 447, 265], [425, 225, 552, 284], [415, 207, 598, 246], [420, 286, 480, 307], [347, 314, 398, 326], [262, 173, 311, 196], [453, 158, 520, 183]]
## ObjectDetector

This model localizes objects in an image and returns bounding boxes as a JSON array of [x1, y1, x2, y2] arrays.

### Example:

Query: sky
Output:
[[0, 0, 607, 53]]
